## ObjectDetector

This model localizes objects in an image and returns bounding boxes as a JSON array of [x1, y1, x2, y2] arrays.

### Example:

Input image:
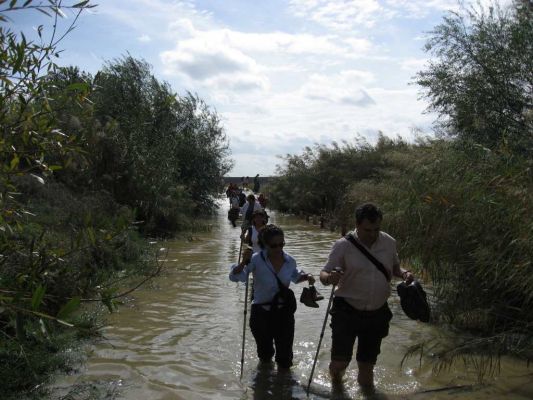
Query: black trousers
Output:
[[249, 304, 295, 368]]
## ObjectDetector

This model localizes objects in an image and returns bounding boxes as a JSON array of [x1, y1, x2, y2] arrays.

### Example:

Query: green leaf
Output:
[[31, 285, 46, 311], [86, 227, 96, 245], [66, 82, 89, 92], [36, 7, 52, 17], [56, 318, 74, 328], [10, 154, 19, 170], [39, 318, 48, 336], [9, 0, 17, 8], [72, 0, 89, 8], [30, 173, 45, 184], [102, 297, 114, 313], [57, 296, 81, 319]]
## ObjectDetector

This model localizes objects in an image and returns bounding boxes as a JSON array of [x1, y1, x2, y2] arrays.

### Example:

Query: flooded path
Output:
[[57, 200, 533, 399]]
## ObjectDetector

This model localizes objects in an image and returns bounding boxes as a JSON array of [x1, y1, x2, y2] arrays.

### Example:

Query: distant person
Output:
[[238, 190, 247, 208], [228, 193, 240, 227], [241, 176, 245, 189], [229, 224, 316, 369], [258, 193, 267, 210], [319, 203, 414, 390], [241, 194, 262, 233], [244, 209, 269, 253], [244, 176, 250, 189], [253, 174, 260, 193]]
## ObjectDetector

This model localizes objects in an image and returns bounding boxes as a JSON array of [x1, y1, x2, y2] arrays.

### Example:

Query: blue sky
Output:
[[8, 0, 508, 176]]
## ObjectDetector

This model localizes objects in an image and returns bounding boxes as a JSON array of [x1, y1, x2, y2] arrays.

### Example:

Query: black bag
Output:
[[396, 280, 431, 322], [271, 275, 297, 314], [260, 253, 297, 314]]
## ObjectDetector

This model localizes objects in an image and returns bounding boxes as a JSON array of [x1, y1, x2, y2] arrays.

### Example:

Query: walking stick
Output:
[[237, 237, 248, 380], [306, 283, 336, 396], [240, 271, 249, 380]]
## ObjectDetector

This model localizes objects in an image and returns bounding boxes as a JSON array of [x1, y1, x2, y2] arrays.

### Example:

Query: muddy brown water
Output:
[[56, 199, 533, 399]]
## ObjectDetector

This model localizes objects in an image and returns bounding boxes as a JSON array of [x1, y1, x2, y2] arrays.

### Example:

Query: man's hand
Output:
[[403, 271, 414, 284], [327, 269, 343, 285], [307, 274, 316, 285]]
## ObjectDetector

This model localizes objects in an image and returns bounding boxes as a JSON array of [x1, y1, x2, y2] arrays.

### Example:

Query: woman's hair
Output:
[[258, 224, 284, 249]]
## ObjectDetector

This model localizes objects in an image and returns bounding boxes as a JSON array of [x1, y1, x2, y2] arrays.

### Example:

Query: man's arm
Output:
[[320, 240, 344, 286], [393, 262, 414, 283]]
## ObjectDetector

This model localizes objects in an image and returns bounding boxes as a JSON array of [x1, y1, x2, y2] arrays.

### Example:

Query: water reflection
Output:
[[250, 362, 298, 400]]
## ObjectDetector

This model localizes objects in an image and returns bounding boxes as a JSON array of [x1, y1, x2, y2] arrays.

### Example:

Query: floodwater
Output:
[[56, 200, 533, 400]]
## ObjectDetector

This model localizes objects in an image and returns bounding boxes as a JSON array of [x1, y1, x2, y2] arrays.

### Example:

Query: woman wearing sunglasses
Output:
[[230, 224, 315, 370]]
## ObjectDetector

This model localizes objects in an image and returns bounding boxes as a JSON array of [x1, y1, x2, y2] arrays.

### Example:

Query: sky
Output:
[[8, 0, 509, 176]]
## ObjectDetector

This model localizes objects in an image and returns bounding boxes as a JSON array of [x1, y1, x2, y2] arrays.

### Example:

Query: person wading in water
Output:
[[230, 224, 316, 370], [240, 194, 262, 235], [244, 209, 269, 254], [320, 203, 414, 391]]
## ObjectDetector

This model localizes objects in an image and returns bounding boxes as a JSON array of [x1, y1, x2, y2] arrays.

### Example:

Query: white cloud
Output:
[[289, 0, 388, 30], [137, 34, 151, 43], [159, 18, 374, 99], [400, 57, 429, 73], [166, 18, 371, 57], [300, 71, 376, 107], [289, 0, 514, 26]]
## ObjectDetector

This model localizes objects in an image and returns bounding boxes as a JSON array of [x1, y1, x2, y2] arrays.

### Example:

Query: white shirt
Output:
[[322, 230, 400, 311], [251, 226, 261, 253], [240, 201, 262, 218]]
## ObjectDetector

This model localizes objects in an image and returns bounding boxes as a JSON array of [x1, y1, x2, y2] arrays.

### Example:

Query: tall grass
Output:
[[270, 137, 533, 375]]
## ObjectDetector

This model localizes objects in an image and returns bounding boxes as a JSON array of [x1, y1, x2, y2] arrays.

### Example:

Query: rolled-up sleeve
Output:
[[290, 266, 307, 283], [322, 239, 345, 272], [229, 261, 255, 282]]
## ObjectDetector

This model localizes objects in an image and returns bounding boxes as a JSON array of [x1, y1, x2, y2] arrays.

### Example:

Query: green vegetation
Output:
[[270, 1, 532, 377], [0, 1, 231, 398]]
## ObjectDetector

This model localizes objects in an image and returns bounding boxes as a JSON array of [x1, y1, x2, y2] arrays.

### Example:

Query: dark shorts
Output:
[[329, 297, 393, 364]]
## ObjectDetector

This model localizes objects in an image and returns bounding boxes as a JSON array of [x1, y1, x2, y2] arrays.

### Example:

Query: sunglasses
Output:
[[268, 241, 285, 249]]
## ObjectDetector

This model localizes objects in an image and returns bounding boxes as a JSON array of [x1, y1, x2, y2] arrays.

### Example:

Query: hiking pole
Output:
[[306, 283, 336, 397], [238, 236, 247, 380], [240, 271, 249, 380]]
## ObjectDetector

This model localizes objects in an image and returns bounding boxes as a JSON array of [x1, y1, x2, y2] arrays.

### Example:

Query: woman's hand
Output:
[[241, 247, 252, 265], [232, 248, 253, 275]]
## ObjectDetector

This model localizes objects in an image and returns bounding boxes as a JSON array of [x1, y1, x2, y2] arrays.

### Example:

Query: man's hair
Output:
[[259, 224, 284, 248], [355, 203, 383, 224], [247, 194, 255, 201]]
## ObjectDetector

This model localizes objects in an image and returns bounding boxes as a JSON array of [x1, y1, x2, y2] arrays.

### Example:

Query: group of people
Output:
[[226, 183, 267, 228], [229, 203, 415, 392], [239, 174, 261, 193]]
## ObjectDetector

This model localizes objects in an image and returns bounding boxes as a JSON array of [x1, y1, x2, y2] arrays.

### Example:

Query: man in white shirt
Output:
[[320, 203, 414, 390]]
